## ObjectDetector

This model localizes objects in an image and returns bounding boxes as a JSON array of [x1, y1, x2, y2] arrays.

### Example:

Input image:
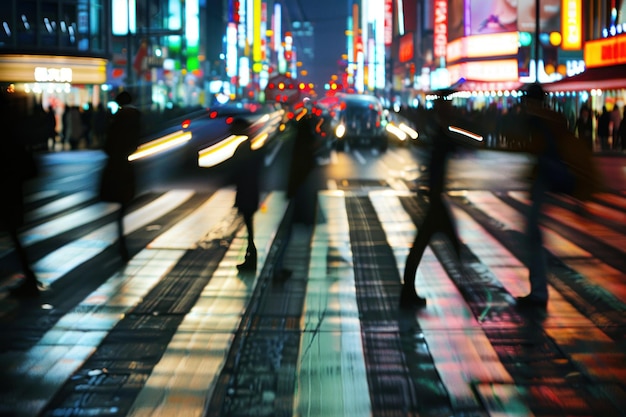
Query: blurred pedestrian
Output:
[[91, 102, 109, 149], [99, 91, 141, 261], [400, 90, 463, 309], [515, 83, 572, 309], [82, 103, 94, 148], [575, 105, 593, 151], [273, 112, 319, 280], [0, 90, 41, 297], [65, 105, 84, 150], [597, 106, 611, 151], [618, 109, 626, 152], [612, 105, 623, 151], [230, 118, 263, 273], [287, 113, 318, 224], [45, 104, 57, 151]]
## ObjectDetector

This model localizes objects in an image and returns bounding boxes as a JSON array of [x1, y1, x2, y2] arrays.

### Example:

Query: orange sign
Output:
[[399, 34, 414, 63], [562, 0, 582, 50], [585, 34, 626, 67]]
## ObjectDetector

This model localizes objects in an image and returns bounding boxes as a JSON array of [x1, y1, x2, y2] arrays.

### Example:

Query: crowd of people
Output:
[[1, 84, 621, 309], [402, 98, 625, 154]]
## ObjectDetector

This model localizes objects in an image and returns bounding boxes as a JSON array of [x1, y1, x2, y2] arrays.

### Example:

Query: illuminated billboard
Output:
[[517, 0, 561, 34], [447, 32, 519, 63], [433, 0, 448, 60], [585, 33, 626, 68], [562, 0, 582, 50], [467, 0, 561, 35]]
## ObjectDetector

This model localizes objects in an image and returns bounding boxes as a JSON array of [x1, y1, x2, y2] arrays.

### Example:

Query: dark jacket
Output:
[[287, 116, 316, 199], [99, 106, 141, 204], [233, 140, 262, 217], [0, 95, 38, 231]]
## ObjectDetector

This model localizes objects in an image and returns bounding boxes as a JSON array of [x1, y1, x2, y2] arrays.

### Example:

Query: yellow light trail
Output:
[[197, 134, 248, 168], [128, 130, 193, 161]]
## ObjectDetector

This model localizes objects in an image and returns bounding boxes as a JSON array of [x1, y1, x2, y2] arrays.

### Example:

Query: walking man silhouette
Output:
[[99, 91, 140, 262], [230, 118, 263, 273], [400, 90, 463, 309], [1, 90, 41, 297]]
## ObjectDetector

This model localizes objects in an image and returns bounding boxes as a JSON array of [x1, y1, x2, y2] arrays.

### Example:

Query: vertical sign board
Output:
[[384, 0, 393, 46], [433, 0, 448, 62], [562, 0, 582, 50], [252, 0, 262, 73]]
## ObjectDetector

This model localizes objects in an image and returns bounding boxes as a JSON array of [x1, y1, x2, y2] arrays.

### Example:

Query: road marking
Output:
[[128, 192, 289, 417], [353, 149, 367, 165], [296, 191, 371, 417], [33, 190, 195, 286]]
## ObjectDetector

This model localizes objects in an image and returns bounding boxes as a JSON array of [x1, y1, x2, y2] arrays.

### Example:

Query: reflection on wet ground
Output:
[[1, 183, 625, 416]]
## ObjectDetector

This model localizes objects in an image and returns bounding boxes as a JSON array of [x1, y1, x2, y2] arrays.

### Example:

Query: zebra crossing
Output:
[[0, 181, 625, 416]]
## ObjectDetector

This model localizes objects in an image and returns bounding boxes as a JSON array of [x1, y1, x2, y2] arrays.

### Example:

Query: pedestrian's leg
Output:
[[440, 201, 461, 260], [8, 229, 40, 297], [237, 212, 257, 272], [273, 202, 294, 280], [517, 178, 549, 308], [400, 210, 434, 308], [117, 204, 129, 261]]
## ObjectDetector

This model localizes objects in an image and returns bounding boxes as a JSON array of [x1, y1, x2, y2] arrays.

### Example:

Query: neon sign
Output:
[[562, 0, 582, 50], [433, 0, 447, 60], [585, 33, 626, 67], [34, 67, 72, 83]]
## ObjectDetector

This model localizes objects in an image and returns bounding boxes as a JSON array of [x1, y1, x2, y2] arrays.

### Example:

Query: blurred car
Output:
[[332, 93, 388, 152]]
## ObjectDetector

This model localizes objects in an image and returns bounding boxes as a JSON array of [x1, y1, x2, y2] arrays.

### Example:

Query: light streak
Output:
[[197, 134, 248, 168], [398, 122, 418, 139], [128, 130, 193, 161], [385, 123, 407, 141], [448, 125, 483, 142]]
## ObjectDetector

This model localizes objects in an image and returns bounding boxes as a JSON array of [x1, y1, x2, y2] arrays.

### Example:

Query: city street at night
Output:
[[2, 0, 626, 415]]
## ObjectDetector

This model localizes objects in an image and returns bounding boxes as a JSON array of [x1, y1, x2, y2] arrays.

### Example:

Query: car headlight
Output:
[[335, 123, 346, 139]]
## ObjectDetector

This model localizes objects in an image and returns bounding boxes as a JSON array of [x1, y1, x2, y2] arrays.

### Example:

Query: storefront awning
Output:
[[447, 77, 523, 92], [543, 64, 626, 92]]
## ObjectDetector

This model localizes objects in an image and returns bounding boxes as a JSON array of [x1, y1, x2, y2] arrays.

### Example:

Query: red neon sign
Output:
[[433, 0, 448, 60]]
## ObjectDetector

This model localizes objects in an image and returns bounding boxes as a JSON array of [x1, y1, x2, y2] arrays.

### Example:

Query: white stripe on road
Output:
[[449, 202, 626, 385], [21, 202, 120, 247], [0, 190, 260, 417], [128, 192, 289, 417], [295, 191, 371, 417], [33, 190, 194, 286], [148, 189, 236, 250], [369, 191, 519, 411], [353, 149, 367, 165]]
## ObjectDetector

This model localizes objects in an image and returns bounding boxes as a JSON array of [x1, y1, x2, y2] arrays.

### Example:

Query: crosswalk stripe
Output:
[[20, 202, 120, 247], [33, 190, 194, 286], [0, 190, 249, 416], [296, 191, 371, 417], [148, 189, 236, 250], [369, 191, 524, 412], [25, 190, 95, 222], [509, 191, 626, 254], [2, 183, 625, 416], [128, 192, 288, 416], [451, 201, 626, 383]]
